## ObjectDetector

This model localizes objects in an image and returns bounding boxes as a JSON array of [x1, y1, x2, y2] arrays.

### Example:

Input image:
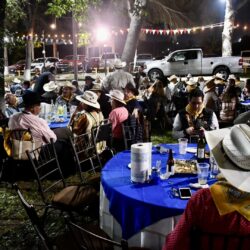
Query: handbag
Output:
[[11, 139, 42, 161]]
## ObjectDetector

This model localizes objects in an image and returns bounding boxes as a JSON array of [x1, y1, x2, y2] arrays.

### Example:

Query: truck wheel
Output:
[[148, 69, 163, 82], [213, 67, 230, 80]]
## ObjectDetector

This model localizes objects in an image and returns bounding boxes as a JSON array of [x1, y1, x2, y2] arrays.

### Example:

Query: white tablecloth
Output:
[[99, 184, 181, 250]]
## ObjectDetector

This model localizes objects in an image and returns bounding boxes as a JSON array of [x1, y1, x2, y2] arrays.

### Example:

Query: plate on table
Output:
[[174, 160, 197, 174], [186, 147, 196, 154], [128, 163, 131, 169]]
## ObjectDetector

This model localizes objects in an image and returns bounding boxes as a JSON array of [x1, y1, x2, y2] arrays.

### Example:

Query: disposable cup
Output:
[[197, 163, 209, 185], [178, 138, 188, 154]]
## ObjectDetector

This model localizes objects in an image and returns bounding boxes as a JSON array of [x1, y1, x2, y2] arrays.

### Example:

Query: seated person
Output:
[[69, 91, 104, 136], [55, 81, 77, 111], [163, 124, 250, 250], [172, 88, 219, 140], [4, 93, 21, 118], [124, 82, 141, 115], [8, 91, 57, 144], [242, 78, 250, 100], [10, 78, 22, 96], [106, 90, 128, 152], [41, 81, 58, 104]]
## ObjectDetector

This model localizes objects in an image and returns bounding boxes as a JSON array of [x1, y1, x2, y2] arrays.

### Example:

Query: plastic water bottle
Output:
[[63, 104, 67, 120]]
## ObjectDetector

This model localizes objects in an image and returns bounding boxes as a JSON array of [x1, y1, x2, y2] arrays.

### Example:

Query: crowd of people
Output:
[[1, 58, 250, 248]]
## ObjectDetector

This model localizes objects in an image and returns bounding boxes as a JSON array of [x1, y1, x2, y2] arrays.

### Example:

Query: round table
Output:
[[100, 143, 215, 249], [48, 118, 69, 129]]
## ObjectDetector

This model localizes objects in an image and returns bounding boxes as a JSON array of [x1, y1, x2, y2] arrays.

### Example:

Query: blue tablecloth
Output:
[[101, 143, 215, 240], [49, 118, 69, 129], [241, 99, 250, 106]]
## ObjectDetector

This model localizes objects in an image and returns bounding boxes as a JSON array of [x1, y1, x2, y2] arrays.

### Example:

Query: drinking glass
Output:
[[178, 138, 188, 154], [197, 163, 209, 185], [210, 153, 219, 178]]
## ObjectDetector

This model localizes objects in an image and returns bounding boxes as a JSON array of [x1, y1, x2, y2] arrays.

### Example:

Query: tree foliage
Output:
[[46, 0, 100, 20]]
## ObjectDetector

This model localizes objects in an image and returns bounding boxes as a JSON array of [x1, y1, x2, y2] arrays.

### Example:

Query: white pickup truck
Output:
[[144, 48, 243, 81]]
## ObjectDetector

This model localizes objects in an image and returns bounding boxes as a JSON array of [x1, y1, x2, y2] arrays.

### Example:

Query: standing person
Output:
[[106, 90, 128, 152], [167, 75, 178, 95], [33, 66, 56, 96], [22, 80, 32, 94], [197, 76, 206, 91], [163, 124, 250, 250], [102, 59, 135, 92], [172, 88, 219, 140]]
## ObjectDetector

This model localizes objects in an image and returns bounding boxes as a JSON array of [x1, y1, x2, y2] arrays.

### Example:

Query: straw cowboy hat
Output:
[[43, 81, 58, 92], [76, 91, 100, 109], [168, 75, 178, 82], [203, 78, 216, 93], [12, 78, 21, 84], [205, 124, 250, 192], [214, 73, 226, 84], [186, 79, 197, 86], [106, 89, 126, 105], [113, 59, 127, 69], [59, 81, 76, 91], [228, 74, 237, 81], [90, 83, 102, 92]]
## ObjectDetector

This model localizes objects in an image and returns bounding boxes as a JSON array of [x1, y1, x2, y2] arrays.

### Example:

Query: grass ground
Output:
[[0, 129, 175, 249]]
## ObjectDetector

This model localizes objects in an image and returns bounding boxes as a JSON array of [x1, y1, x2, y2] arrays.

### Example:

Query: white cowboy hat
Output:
[[59, 81, 76, 91], [12, 78, 21, 84], [205, 124, 250, 192], [228, 74, 236, 81], [214, 73, 226, 84], [168, 75, 178, 81], [43, 81, 58, 92], [76, 91, 100, 109], [113, 59, 126, 69], [186, 79, 197, 86], [106, 89, 126, 105]]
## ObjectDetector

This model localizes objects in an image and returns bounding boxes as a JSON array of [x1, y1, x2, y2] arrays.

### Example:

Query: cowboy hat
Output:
[[43, 81, 58, 92], [186, 79, 197, 86], [84, 76, 95, 81], [205, 124, 250, 192], [228, 74, 236, 81], [90, 83, 102, 92], [168, 75, 178, 82], [106, 89, 126, 105], [12, 78, 21, 84], [23, 91, 41, 107], [214, 73, 226, 84], [113, 59, 126, 69], [59, 81, 76, 91], [76, 91, 100, 109], [203, 78, 216, 93]]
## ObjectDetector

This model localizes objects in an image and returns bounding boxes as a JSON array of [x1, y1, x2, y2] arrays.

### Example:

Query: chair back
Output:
[[70, 131, 102, 183], [92, 119, 112, 146], [191, 227, 250, 250], [122, 115, 143, 150], [10, 128, 33, 140], [26, 139, 66, 204], [13, 183, 51, 250], [67, 219, 129, 250]]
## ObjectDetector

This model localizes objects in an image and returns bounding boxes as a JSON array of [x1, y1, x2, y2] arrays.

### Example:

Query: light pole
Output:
[[50, 22, 57, 58]]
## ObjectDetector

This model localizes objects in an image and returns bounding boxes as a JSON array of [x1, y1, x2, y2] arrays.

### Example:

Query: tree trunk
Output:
[[0, 0, 6, 113], [222, 0, 234, 57], [24, 38, 32, 81], [121, 0, 147, 68], [4, 44, 9, 76]]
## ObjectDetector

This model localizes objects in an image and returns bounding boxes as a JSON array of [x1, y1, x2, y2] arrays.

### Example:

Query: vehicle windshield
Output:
[[33, 58, 44, 63]]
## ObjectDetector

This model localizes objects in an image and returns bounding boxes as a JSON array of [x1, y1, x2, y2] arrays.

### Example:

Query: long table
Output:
[[100, 144, 215, 249]]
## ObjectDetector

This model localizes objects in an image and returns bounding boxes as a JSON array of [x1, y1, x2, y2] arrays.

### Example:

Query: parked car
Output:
[[144, 48, 243, 81], [8, 60, 26, 75], [99, 52, 120, 70], [89, 56, 101, 71], [57, 55, 88, 73], [31, 57, 59, 73], [240, 50, 250, 69]]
